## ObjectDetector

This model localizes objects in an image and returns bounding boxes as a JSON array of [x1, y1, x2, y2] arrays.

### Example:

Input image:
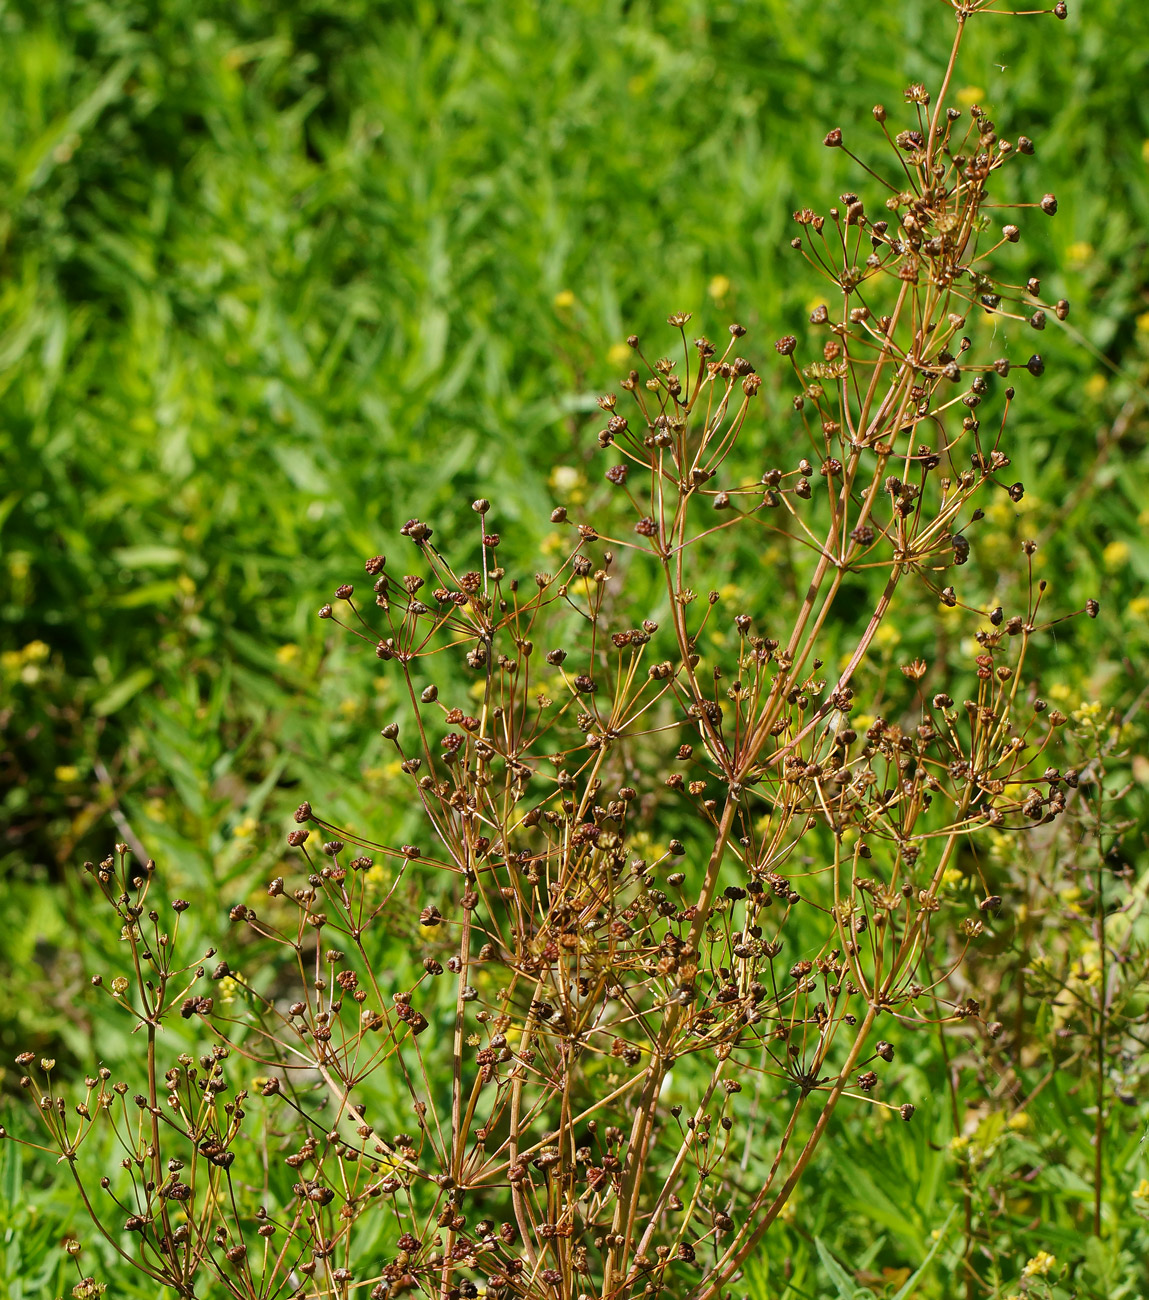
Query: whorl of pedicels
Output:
[[17, 8, 1098, 1300]]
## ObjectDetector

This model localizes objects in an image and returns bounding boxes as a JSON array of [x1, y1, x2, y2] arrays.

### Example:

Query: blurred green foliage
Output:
[[1, 0, 1148, 1296]]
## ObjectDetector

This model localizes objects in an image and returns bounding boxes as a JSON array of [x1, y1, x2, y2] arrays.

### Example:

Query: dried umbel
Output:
[[18, 6, 1096, 1300]]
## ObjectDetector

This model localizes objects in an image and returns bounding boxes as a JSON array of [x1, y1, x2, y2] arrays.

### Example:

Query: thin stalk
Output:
[[1093, 781, 1106, 1238]]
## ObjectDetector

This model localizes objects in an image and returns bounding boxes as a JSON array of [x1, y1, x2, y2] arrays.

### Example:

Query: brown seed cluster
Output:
[[14, 7, 1098, 1300]]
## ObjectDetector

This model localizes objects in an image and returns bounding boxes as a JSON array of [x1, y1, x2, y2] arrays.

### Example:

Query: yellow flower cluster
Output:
[[362, 861, 392, 902], [1022, 1250, 1057, 1278], [1071, 699, 1103, 730], [1102, 539, 1130, 570], [217, 973, 244, 1006], [1, 639, 50, 685]]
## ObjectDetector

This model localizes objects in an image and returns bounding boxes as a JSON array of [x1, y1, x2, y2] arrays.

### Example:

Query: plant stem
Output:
[[1093, 788, 1106, 1237]]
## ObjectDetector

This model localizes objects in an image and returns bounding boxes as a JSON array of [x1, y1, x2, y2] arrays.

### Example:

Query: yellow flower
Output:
[[629, 830, 668, 863], [275, 643, 300, 664], [707, 274, 731, 302], [1103, 539, 1130, 570], [23, 640, 50, 662], [55, 765, 80, 783], [1071, 700, 1102, 724], [1066, 241, 1094, 266], [1132, 1178, 1149, 1200], [218, 973, 244, 1005], [956, 86, 984, 106], [1022, 1251, 1056, 1278], [1142, 138, 1149, 164], [1007, 1111, 1029, 1130], [143, 797, 167, 823], [607, 341, 631, 369], [1137, 310, 1149, 334], [1084, 373, 1108, 401], [873, 622, 900, 648], [363, 861, 391, 899], [233, 816, 257, 840], [553, 289, 575, 310]]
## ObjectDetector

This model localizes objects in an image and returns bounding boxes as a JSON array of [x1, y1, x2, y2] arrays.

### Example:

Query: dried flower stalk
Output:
[[14, 5, 1097, 1300]]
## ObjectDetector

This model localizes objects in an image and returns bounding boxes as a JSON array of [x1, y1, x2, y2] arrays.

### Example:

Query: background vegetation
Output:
[[1, 0, 1148, 1296]]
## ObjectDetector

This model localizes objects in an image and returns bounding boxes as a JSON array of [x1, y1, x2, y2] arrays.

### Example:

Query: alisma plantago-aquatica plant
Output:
[[14, 3, 1100, 1298]]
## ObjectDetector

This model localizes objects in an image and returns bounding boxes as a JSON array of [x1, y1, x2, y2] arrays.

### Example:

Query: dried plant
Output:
[[13, 4, 1103, 1299]]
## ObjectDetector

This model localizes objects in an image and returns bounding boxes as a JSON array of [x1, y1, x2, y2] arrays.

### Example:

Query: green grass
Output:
[[1, 0, 1148, 1296]]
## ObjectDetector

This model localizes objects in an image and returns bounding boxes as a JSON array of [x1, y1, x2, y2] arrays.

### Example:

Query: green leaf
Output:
[[0, 490, 20, 536], [92, 667, 154, 717], [891, 1207, 957, 1300], [110, 578, 182, 607], [15, 54, 137, 198], [815, 1237, 872, 1300], [110, 545, 186, 568], [1, 1141, 21, 1208]]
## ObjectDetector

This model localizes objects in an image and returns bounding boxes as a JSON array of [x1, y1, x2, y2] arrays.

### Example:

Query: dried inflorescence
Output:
[[16, 6, 1098, 1300]]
